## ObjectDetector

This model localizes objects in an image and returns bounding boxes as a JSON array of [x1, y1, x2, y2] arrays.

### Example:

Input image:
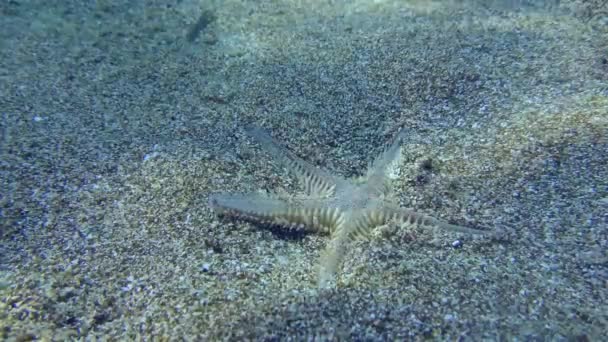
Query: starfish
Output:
[[209, 126, 491, 288]]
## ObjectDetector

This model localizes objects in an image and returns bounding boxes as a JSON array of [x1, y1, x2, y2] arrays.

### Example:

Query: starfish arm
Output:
[[246, 126, 342, 197], [365, 129, 406, 194], [350, 211, 384, 240], [209, 193, 343, 234], [372, 201, 491, 235], [318, 221, 351, 288]]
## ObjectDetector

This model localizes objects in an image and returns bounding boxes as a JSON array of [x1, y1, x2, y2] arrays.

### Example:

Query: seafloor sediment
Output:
[[1, 0, 606, 339]]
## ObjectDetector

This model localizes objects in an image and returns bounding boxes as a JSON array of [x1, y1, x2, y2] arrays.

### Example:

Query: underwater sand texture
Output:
[[1, 0, 606, 340]]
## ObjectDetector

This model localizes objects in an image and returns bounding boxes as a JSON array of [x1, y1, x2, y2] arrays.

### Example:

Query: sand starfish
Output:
[[209, 126, 490, 288]]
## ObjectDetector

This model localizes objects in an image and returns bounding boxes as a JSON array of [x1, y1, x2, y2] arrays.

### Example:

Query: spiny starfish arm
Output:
[[209, 193, 344, 234], [349, 209, 385, 240], [376, 202, 491, 235], [365, 129, 406, 194], [246, 126, 340, 197], [318, 221, 351, 288]]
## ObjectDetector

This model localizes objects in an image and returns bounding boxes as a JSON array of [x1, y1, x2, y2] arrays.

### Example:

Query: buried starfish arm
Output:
[[245, 126, 341, 197]]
